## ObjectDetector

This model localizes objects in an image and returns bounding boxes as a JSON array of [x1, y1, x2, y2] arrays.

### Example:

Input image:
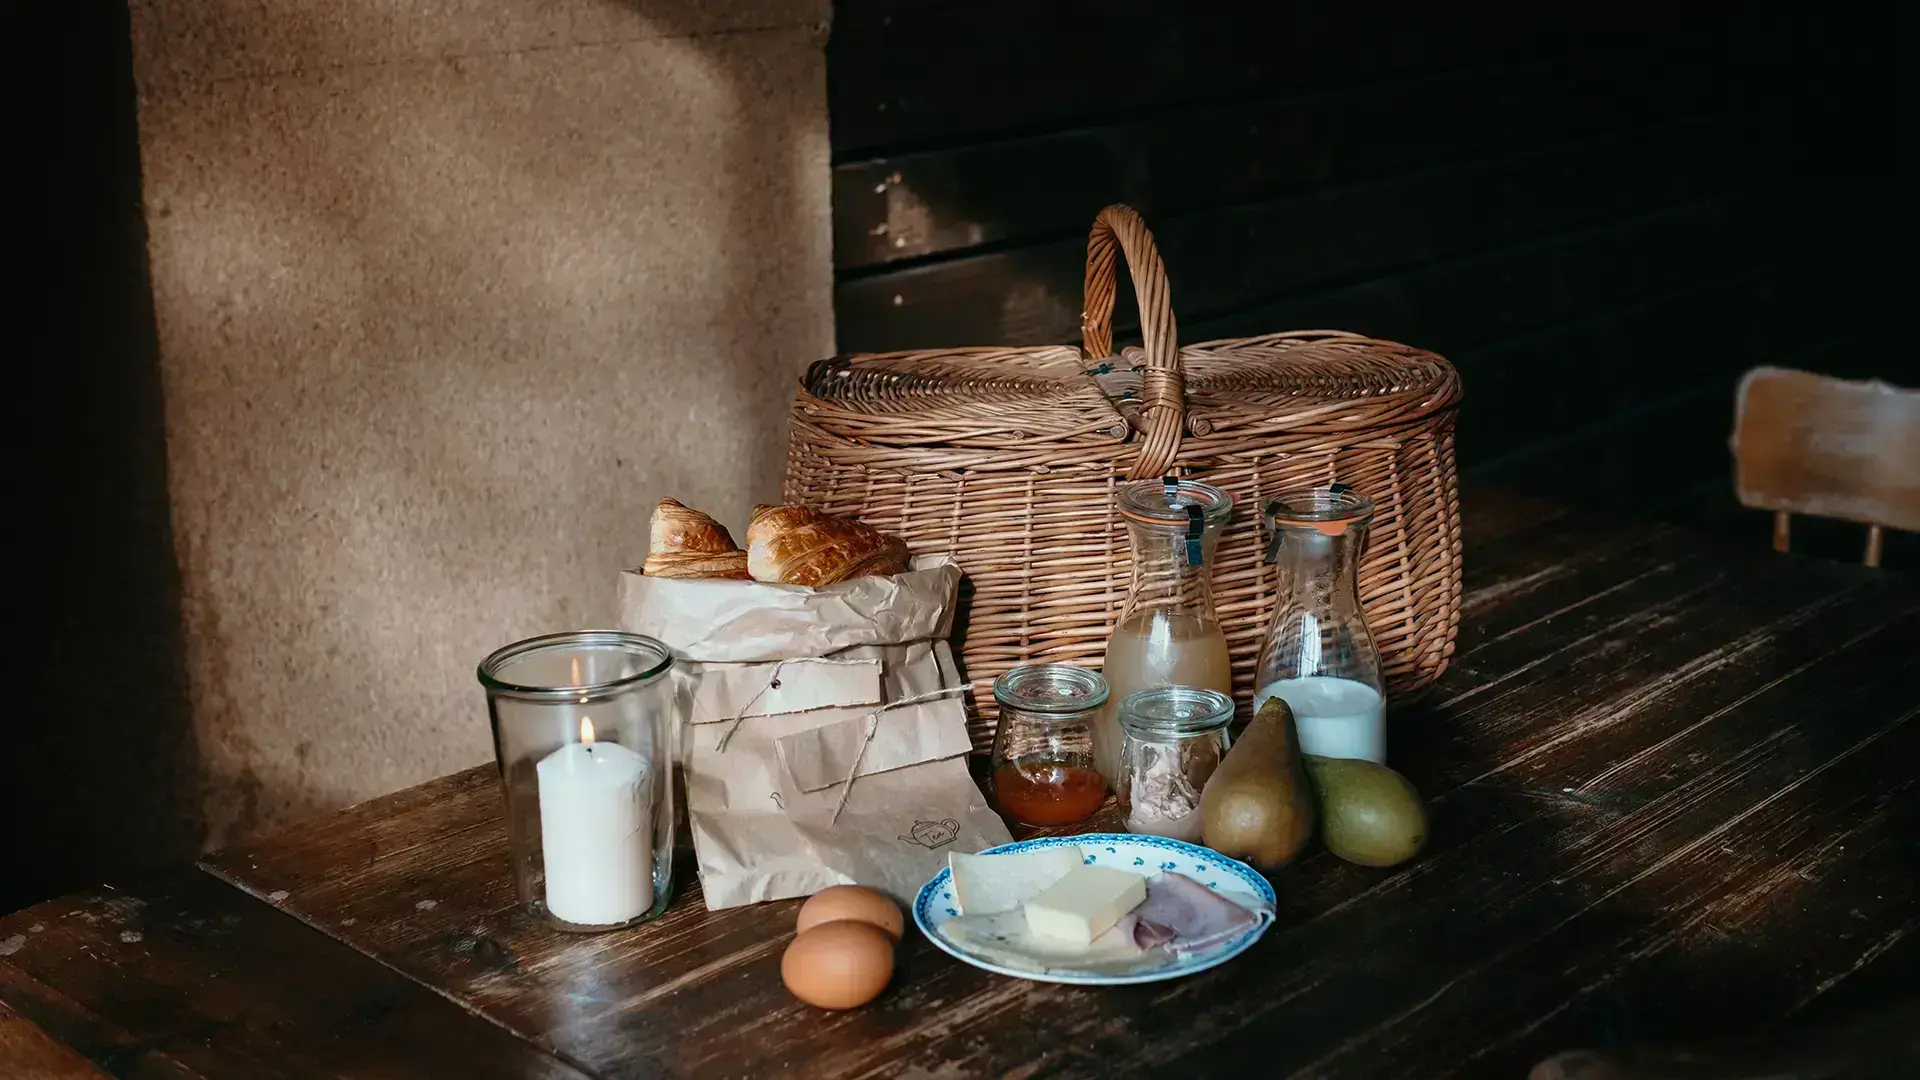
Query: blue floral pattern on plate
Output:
[[913, 833, 1277, 987]]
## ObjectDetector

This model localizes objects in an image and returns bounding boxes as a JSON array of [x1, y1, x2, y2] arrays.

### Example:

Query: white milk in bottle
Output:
[[1253, 675, 1385, 763], [1251, 485, 1388, 764]]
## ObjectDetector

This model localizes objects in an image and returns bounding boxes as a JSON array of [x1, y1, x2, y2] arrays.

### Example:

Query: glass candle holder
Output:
[[478, 631, 677, 931]]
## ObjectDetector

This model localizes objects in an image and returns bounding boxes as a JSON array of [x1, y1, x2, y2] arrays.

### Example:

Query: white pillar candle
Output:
[[536, 717, 654, 926]]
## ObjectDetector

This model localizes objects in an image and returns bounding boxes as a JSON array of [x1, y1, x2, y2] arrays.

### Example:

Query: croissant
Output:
[[643, 498, 750, 579], [746, 503, 911, 586]]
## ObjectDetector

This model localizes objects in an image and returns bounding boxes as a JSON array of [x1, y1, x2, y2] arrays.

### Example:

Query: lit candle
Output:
[[536, 716, 654, 926]]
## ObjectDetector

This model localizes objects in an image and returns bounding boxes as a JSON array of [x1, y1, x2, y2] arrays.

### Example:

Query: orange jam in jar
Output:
[[988, 663, 1109, 828], [991, 762, 1108, 826]]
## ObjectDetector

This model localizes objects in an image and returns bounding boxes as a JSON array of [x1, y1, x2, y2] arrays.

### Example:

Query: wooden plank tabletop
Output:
[[7, 494, 1918, 1078], [0, 871, 590, 1079]]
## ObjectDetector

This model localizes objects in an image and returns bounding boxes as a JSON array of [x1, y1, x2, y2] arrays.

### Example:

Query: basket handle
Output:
[[1081, 204, 1184, 479]]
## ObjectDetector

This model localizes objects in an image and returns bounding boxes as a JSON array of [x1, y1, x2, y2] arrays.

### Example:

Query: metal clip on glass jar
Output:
[[989, 663, 1109, 827], [1117, 687, 1234, 842], [1253, 486, 1388, 763], [1094, 477, 1235, 788], [478, 631, 678, 931]]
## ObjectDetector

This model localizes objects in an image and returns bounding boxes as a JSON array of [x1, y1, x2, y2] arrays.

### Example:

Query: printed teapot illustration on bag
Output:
[[898, 818, 960, 849]]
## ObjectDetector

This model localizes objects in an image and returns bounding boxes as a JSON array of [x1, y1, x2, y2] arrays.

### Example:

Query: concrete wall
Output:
[[128, 0, 834, 847]]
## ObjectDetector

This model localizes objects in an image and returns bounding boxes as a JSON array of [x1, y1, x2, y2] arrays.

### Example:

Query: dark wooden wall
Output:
[[826, 4, 1904, 510]]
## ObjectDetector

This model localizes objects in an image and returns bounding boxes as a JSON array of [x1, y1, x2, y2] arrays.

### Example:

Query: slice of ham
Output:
[[1131, 872, 1266, 953], [1132, 917, 1177, 950]]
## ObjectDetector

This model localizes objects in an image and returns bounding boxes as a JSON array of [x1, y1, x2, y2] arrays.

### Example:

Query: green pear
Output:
[[1303, 755, 1427, 867]]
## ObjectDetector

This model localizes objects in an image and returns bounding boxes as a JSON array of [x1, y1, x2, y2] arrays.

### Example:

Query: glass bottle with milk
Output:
[[1094, 478, 1234, 787], [1252, 486, 1388, 763]]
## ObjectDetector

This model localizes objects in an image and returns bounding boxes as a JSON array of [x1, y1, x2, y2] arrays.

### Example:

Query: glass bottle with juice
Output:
[[1093, 478, 1235, 787]]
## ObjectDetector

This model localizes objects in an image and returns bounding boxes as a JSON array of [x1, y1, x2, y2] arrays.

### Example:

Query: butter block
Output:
[[949, 846, 1084, 915], [1022, 866, 1148, 946]]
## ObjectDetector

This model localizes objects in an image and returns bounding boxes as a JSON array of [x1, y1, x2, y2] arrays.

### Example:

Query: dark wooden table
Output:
[[6, 494, 1918, 1079]]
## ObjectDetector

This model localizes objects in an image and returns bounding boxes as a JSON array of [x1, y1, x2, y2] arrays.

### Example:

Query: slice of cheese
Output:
[[948, 846, 1085, 915], [939, 909, 1148, 974], [1022, 866, 1147, 946]]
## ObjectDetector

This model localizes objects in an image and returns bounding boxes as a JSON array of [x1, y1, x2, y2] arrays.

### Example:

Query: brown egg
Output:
[[795, 885, 903, 941], [780, 921, 895, 1010]]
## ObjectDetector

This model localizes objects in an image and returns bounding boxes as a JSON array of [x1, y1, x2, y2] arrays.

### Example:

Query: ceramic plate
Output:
[[912, 833, 1277, 986]]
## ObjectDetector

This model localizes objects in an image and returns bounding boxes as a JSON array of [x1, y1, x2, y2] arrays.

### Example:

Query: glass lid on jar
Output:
[[1117, 686, 1235, 737], [1263, 485, 1374, 535], [993, 663, 1110, 713], [1115, 477, 1234, 528]]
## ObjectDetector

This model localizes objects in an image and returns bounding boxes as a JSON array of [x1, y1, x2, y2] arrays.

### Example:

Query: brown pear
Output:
[[1201, 697, 1315, 870]]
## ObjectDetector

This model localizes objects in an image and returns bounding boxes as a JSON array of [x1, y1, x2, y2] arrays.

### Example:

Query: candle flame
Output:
[[579, 716, 595, 744]]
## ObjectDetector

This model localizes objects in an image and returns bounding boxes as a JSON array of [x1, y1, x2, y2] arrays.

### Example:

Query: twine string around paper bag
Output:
[[711, 661, 974, 823], [714, 658, 797, 753], [829, 682, 975, 825]]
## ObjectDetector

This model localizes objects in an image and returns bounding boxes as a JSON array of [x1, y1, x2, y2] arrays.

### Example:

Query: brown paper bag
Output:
[[619, 558, 962, 662], [619, 560, 1011, 909]]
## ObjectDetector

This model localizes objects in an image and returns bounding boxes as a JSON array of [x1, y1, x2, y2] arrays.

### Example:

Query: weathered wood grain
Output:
[[198, 765, 515, 961], [187, 505, 1920, 1077], [1277, 614, 1920, 1074], [0, 1000, 106, 1079], [831, 558, 1919, 1077], [1447, 488, 1569, 548], [0, 871, 588, 1079], [1529, 998, 1920, 1080]]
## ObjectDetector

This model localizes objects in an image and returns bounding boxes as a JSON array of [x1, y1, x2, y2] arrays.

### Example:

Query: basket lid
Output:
[[799, 346, 1134, 450], [797, 332, 1456, 452], [1118, 331, 1459, 439]]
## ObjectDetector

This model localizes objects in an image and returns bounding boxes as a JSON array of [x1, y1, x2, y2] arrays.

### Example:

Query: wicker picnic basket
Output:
[[786, 205, 1463, 749]]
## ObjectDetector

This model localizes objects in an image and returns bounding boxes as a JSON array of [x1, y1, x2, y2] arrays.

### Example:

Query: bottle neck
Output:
[[1122, 520, 1221, 619], [1255, 521, 1382, 691], [1275, 526, 1366, 610]]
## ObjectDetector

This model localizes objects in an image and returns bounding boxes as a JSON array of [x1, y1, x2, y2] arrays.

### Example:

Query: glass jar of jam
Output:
[[989, 663, 1109, 827], [1117, 686, 1234, 842]]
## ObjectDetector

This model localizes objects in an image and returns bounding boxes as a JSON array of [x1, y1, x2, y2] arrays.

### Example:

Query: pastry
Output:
[[643, 549, 750, 579], [746, 503, 910, 586], [643, 498, 750, 579]]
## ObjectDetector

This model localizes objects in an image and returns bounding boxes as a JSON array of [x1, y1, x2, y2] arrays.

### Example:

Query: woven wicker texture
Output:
[[788, 206, 1463, 749]]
